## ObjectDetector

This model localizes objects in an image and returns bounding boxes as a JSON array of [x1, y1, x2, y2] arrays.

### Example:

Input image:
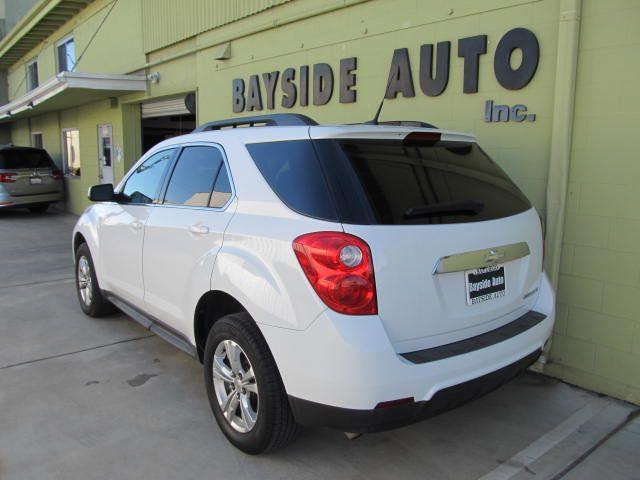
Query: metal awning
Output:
[[0, 71, 147, 121], [0, 0, 94, 68]]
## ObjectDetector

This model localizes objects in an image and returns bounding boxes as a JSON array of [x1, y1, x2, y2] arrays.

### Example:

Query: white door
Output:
[[98, 124, 114, 184], [99, 147, 176, 309], [143, 144, 235, 334]]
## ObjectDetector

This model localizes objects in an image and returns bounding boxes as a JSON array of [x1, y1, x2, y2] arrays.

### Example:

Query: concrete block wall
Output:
[[546, 0, 640, 404]]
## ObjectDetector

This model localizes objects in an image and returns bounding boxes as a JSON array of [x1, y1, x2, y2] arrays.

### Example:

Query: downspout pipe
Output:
[[546, 0, 582, 288], [534, 0, 581, 369]]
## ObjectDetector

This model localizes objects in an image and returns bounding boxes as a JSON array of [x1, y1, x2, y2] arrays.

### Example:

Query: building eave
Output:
[[0, 71, 147, 121]]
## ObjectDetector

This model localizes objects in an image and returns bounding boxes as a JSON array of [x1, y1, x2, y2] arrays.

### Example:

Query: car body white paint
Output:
[[72, 124, 555, 412]]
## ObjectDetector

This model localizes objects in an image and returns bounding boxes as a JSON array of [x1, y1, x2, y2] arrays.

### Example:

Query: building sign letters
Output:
[[232, 27, 539, 122]]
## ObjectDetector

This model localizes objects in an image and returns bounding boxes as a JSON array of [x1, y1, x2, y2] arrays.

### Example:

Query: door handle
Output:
[[131, 220, 143, 231], [189, 224, 210, 235]]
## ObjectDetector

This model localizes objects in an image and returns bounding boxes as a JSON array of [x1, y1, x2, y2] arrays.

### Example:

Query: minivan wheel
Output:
[[74, 243, 115, 317], [203, 312, 299, 454]]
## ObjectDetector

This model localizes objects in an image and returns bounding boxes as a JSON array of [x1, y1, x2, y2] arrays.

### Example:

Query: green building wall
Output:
[[545, 0, 640, 404], [3, 0, 639, 404]]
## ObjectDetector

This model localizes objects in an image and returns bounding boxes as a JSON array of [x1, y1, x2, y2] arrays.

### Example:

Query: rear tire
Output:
[[74, 243, 115, 317], [28, 204, 48, 213], [203, 312, 299, 454]]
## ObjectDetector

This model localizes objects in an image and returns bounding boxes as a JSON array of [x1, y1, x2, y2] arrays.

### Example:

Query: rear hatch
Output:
[[0, 148, 61, 196], [247, 126, 543, 351]]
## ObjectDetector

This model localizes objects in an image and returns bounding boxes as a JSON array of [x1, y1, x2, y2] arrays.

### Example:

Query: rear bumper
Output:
[[0, 191, 63, 207], [289, 348, 541, 432], [260, 273, 555, 422]]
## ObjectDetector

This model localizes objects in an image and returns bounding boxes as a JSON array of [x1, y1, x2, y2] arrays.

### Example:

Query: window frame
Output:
[[26, 58, 39, 91], [31, 132, 43, 149], [61, 127, 81, 177], [116, 142, 235, 210], [56, 35, 76, 73]]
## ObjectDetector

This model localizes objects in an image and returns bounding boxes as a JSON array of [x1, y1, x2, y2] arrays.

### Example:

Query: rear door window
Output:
[[0, 149, 54, 169], [209, 165, 233, 208], [247, 137, 531, 225], [163, 146, 226, 207]]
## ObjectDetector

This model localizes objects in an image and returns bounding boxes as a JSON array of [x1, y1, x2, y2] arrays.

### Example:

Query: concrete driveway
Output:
[[0, 207, 638, 480]]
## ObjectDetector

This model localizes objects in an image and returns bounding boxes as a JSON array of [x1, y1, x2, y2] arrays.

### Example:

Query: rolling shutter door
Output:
[[141, 97, 190, 118]]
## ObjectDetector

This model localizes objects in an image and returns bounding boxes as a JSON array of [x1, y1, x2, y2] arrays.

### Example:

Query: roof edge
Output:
[[0, 0, 61, 63]]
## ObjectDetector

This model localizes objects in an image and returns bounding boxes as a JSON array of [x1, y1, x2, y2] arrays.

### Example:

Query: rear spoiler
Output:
[[308, 125, 477, 143]]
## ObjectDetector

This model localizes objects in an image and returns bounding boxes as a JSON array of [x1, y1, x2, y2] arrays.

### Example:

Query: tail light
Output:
[[0, 172, 18, 183], [539, 214, 545, 271], [51, 171, 63, 181], [293, 232, 377, 315], [403, 131, 441, 146]]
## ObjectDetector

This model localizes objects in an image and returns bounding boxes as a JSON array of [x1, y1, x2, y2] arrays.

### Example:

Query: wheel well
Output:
[[73, 233, 86, 253], [194, 290, 246, 362]]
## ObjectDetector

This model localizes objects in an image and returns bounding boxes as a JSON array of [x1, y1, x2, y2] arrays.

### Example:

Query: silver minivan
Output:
[[0, 146, 63, 213]]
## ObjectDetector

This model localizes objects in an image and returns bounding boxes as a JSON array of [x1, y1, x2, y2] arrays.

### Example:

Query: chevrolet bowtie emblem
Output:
[[484, 249, 505, 264]]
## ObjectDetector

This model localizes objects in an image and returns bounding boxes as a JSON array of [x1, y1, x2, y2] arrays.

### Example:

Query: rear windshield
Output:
[[0, 149, 54, 170], [247, 138, 531, 225]]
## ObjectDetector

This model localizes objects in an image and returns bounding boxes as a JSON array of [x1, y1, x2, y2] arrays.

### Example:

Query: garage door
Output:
[[141, 96, 191, 118]]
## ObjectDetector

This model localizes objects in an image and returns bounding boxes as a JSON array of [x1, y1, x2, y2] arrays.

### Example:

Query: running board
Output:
[[104, 292, 197, 358]]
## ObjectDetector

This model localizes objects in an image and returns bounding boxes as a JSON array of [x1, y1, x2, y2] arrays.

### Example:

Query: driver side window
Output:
[[121, 149, 176, 204]]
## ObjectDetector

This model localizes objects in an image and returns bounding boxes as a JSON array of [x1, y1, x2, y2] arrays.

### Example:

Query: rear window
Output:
[[247, 138, 531, 225], [0, 149, 54, 170]]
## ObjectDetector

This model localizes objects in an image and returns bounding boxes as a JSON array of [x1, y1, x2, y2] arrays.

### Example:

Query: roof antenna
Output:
[[364, 98, 385, 125], [365, 71, 393, 125]]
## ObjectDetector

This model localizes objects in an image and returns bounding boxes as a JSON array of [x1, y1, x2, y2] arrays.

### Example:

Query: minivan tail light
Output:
[[51, 171, 63, 181], [293, 232, 377, 315], [0, 172, 18, 183]]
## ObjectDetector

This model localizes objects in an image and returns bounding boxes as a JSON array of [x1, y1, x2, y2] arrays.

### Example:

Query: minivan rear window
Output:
[[247, 138, 531, 225], [0, 149, 54, 170]]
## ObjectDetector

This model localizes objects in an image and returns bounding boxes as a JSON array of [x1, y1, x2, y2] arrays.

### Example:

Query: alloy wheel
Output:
[[77, 256, 93, 306], [212, 339, 259, 433]]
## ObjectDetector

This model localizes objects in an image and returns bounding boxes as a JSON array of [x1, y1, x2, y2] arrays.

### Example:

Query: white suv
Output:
[[72, 114, 555, 454]]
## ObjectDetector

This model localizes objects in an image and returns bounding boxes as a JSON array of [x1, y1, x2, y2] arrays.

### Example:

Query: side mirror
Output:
[[88, 183, 116, 202]]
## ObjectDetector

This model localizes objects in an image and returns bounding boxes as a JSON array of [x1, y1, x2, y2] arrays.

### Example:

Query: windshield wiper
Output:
[[404, 200, 484, 219]]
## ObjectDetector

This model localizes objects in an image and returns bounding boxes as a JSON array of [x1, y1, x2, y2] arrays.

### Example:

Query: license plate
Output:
[[465, 265, 506, 305], [29, 177, 43, 185]]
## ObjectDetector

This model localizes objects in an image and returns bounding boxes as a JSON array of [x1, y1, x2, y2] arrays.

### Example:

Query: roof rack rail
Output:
[[378, 120, 438, 129], [193, 114, 317, 132]]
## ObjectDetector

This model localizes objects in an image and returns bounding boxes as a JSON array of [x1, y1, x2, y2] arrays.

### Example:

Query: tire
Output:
[[74, 243, 116, 317], [203, 312, 299, 454], [28, 204, 48, 213]]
